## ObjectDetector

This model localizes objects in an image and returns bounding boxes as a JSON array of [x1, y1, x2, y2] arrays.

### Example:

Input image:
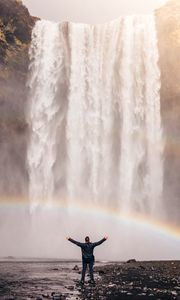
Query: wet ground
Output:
[[0, 260, 80, 300], [0, 260, 179, 299]]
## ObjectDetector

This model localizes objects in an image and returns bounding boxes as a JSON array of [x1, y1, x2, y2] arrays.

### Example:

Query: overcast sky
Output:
[[22, 0, 168, 23]]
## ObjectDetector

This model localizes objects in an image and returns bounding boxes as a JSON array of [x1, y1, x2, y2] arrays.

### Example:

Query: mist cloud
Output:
[[22, 0, 167, 23]]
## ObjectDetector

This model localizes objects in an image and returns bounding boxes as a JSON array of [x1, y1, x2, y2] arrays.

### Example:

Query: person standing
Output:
[[67, 236, 108, 284]]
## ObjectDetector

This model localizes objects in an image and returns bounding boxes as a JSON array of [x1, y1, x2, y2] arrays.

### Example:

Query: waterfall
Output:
[[27, 14, 163, 216]]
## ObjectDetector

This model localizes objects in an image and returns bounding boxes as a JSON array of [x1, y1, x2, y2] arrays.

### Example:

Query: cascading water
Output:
[[27, 21, 70, 209], [27, 14, 163, 217]]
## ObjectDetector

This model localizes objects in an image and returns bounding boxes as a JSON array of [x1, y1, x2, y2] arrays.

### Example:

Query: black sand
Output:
[[0, 261, 179, 299], [78, 261, 180, 300]]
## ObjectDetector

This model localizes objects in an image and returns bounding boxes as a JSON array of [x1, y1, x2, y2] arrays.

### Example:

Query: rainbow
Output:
[[65, 202, 180, 241], [0, 197, 180, 241]]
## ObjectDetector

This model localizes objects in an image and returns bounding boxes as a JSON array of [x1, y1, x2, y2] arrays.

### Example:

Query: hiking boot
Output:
[[89, 280, 95, 285]]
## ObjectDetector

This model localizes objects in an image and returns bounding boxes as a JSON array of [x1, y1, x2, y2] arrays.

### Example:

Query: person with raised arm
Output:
[[66, 236, 108, 285]]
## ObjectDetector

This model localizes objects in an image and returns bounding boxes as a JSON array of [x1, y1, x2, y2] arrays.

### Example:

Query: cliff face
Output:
[[156, 0, 180, 223], [0, 0, 35, 197], [0, 0, 179, 221]]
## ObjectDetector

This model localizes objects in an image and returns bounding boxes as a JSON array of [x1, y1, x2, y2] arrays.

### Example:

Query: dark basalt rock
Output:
[[99, 270, 105, 275], [4, 30, 15, 44], [127, 259, 137, 263], [73, 265, 80, 271], [0, 0, 35, 64]]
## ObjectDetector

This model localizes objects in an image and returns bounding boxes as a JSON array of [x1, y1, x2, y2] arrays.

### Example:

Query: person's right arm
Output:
[[66, 237, 83, 247]]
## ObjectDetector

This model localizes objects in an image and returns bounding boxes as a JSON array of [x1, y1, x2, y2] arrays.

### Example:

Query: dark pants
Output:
[[81, 260, 94, 282]]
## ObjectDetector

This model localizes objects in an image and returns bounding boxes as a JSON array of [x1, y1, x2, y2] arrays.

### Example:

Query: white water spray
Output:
[[27, 15, 163, 217]]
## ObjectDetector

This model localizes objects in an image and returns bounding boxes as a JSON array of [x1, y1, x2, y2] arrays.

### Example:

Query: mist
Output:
[[22, 0, 167, 23], [0, 205, 180, 260]]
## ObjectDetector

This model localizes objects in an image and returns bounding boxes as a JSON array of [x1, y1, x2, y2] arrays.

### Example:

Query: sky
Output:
[[22, 0, 168, 23]]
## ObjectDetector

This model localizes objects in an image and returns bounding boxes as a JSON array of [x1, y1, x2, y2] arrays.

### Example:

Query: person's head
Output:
[[85, 236, 90, 243]]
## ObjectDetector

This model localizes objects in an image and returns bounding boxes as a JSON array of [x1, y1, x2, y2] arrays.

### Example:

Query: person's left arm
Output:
[[92, 236, 108, 247]]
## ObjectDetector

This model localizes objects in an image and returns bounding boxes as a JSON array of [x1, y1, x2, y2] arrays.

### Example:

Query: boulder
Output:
[[126, 259, 137, 263], [73, 265, 79, 271]]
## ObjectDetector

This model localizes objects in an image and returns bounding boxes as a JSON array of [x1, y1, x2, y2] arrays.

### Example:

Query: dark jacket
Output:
[[69, 238, 106, 262]]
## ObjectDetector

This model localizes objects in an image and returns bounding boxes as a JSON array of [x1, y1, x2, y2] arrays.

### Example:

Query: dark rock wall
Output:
[[156, 0, 180, 223], [0, 0, 35, 198]]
